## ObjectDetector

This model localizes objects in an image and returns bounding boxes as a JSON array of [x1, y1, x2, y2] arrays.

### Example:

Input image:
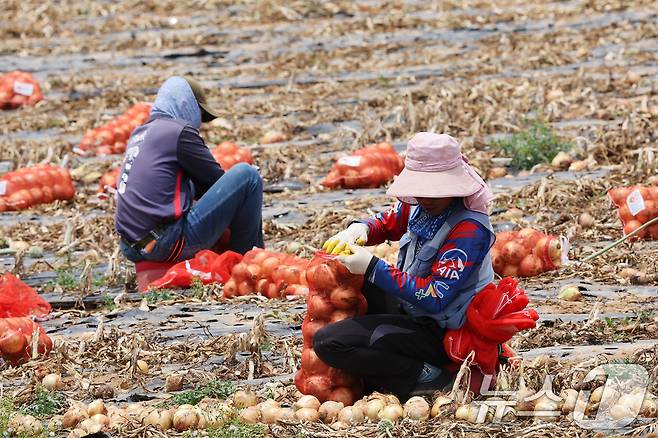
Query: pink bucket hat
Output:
[[386, 132, 494, 213]]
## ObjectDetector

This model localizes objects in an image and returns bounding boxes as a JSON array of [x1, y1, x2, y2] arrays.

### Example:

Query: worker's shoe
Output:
[[408, 368, 455, 397]]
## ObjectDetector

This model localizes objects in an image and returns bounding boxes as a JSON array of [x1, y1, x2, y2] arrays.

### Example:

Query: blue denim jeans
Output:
[[120, 163, 264, 263]]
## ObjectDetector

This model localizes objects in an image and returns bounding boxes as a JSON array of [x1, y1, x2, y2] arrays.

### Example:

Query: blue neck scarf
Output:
[[150, 76, 201, 129]]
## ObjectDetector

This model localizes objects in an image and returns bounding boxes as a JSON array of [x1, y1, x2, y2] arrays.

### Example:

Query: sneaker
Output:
[[408, 370, 455, 397]]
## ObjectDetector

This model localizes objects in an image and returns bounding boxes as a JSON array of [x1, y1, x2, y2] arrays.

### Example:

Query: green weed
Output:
[[145, 289, 173, 304], [206, 419, 265, 438], [20, 386, 68, 419], [50, 269, 78, 289], [101, 293, 115, 310], [493, 119, 571, 170], [159, 380, 235, 408]]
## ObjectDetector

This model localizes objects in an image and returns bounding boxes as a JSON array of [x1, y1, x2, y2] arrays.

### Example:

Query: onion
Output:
[[404, 396, 430, 420], [431, 395, 454, 418], [87, 400, 107, 417], [144, 409, 172, 430], [515, 379, 535, 411], [173, 408, 199, 431], [79, 418, 103, 433], [68, 429, 86, 438], [561, 389, 579, 414], [42, 373, 63, 391], [377, 404, 403, 422], [260, 406, 282, 424], [617, 393, 643, 413], [166, 374, 184, 392], [91, 414, 110, 427], [338, 406, 365, 424], [259, 399, 280, 411], [239, 406, 260, 424], [578, 213, 595, 228], [330, 420, 348, 429], [295, 407, 320, 422], [294, 394, 321, 411], [365, 398, 385, 420], [233, 389, 258, 408], [319, 401, 344, 423], [558, 285, 582, 301], [62, 408, 86, 428], [47, 416, 63, 432], [455, 404, 480, 423], [610, 403, 634, 421], [136, 359, 149, 374]]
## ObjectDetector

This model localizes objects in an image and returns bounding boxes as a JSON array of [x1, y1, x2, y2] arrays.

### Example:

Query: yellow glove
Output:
[[322, 223, 369, 255], [337, 243, 374, 275]]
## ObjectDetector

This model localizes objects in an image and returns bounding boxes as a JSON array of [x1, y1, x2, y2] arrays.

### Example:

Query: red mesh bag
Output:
[[0, 164, 75, 212], [0, 273, 51, 318], [224, 248, 309, 299], [0, 71, 44, 110], [0, 317, 52, 366], [490, 228, 567, 278], [608, 185, 658, 240], [148, 250, 243, 290], [443, 278, 538, 375], [76, 103, 152, 156], [322, 142, 404, 189], [295, 252, 367, 405], [210, 141, 254, 170], [98, 167, 121, 196]]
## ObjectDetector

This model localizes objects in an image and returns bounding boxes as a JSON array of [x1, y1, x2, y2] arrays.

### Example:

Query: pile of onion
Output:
[[322, 142, 404, 189], [76, 103, 152, 156], [0, 71, 43, 110], [609, 185, 658, 240], [97, 167, 121, 195], [210, 141, 254, 170], [295, 253, 367, 405], [490, 228, 564, 278], [0, 165, 76, 212], [368, 242, 400, 264], [224, 248, 309, 299]]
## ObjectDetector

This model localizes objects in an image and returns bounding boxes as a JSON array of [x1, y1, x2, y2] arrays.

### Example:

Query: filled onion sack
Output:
[[76, 102, 152, 156], [609, 185, 658, 240], [224, 248, 309, 299], [322, 142, 404, 189], [210, 141, 254, 170], [0, 273, 51, 319], [295, 252, 367, 405], [0, 164, 75, 212], [0, 317, 52, 366], [0, 71, 44, 110], [490, 228, 568, 278], [98, 167, 121, 196]]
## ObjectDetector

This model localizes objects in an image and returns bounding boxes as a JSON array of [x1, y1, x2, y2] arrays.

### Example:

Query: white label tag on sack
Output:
[[13, 81, 34, 96], [337, 155, 362, 167], [0, 181, 6, 196], [626, 189, 645, 216]]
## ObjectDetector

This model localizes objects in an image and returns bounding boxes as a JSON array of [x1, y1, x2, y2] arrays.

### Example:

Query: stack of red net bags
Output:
[[0, 71, 44, 110], [609, 185, 658, 240], [491, 228, 564, 278], [444, 278, 538, 375], [295, 253, 367, 405], [76, 103, 152, 156], [225, 248, 309, 299], [322, 142, 404, 189], [210, 141, 254, 170], [0, 273, 53, 366], [0, 165, 75, 212]]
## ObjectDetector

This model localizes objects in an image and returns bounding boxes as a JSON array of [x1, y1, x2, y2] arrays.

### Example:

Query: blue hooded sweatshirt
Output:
[[115, 77, 224, 242]]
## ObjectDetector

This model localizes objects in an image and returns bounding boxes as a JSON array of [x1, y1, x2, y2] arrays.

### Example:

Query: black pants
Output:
[[313, 282, 451, 398]]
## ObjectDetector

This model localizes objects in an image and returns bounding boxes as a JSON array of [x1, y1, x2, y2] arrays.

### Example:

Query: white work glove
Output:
[[337, 243, 374, 275], [322, 222, 369, 255]]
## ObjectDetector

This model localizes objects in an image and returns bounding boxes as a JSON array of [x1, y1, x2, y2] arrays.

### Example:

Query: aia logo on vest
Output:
[[434, 248, 468, 279]]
